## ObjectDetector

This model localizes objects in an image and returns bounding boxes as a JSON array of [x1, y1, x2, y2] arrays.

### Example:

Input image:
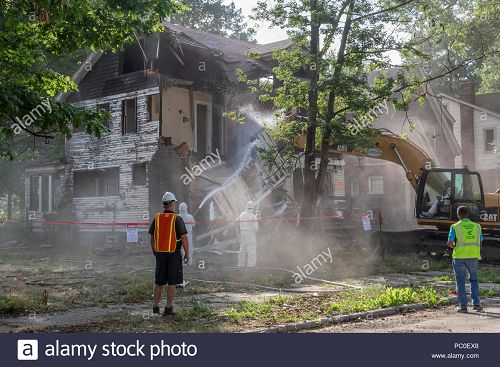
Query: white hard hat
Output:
[[246, 200, 255, 209], [162, 192, 177, 202]]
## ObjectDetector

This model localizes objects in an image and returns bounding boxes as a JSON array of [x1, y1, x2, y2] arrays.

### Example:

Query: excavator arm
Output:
[[330, 130, 433, 191]]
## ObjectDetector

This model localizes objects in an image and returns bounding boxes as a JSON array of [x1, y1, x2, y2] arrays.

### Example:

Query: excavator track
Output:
[[370, 229, 500, 264]]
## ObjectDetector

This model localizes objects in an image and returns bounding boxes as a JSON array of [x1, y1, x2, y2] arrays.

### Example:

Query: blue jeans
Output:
[[452, 258, 480, 309]]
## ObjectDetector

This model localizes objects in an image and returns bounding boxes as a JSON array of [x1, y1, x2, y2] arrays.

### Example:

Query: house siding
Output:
[[446, 101, 463, 168], [473, 109, 500, 171], [67, 87, 159, 227], [444, 96, 500, 191]]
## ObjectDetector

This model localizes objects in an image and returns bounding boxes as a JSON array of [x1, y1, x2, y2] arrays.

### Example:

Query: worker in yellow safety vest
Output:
[[447, 206, 483, 313], [149, 192, 189, 316]]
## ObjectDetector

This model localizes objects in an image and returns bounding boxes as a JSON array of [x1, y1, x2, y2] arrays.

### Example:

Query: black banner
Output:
[[6, 333, 496, 366]]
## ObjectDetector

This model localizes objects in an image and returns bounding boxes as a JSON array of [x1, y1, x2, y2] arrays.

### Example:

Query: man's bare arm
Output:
[[150, 234, 156, 254], [181, 233, 189, 262]]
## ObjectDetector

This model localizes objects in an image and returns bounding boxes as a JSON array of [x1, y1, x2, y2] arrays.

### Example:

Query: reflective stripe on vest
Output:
[[154, 213, 178, 253], [452, 220, 481, 259]]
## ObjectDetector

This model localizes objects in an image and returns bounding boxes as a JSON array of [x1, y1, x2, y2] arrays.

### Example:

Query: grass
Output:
[[478, 267, 500, 284], [224, 286, 450, 324], [323, 287, 448, 314], [225, 292, 318, 323], [431, 266, 500, 284], [434, 275, 454, 281], [479, 289, 500, 298], [374, 255, 451, 274], [181, 303, 215, 319], [0, 294, 45, 315], [376, 256, 500, 284], [115, 275, 152, 303]]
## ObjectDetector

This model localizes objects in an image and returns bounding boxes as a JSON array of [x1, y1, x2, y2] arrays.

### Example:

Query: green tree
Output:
[[0, 0, 181, 159], [245, 0, 494, 217], [170, 0, 255, 41], [407, 0, 499, 94], [0, 138, 38, 220], [0, 160, 25, 220]]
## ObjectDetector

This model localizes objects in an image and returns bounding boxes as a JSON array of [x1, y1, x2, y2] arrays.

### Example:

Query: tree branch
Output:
[[352, 0, 417, 22]]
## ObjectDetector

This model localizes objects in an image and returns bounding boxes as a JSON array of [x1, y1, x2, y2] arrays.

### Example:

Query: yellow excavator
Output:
[[329, 130, 500, 262]]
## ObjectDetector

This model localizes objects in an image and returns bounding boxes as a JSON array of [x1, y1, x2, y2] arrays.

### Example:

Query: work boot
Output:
[[473, 305, 483, 312], [163, 306, 174, 316], [153, 306, 160, 316], [456, 307, 468, 313]]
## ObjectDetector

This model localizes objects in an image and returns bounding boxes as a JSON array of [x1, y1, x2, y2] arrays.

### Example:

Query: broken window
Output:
[[74, 168, 119, 197], [484, 129, 495, 153], [147, 94, 160, 121], [122, 99, 137, 134], [132, 164, 147, 186], [122, 40, 145, 74], [97, 103, 111, 130], [368, 176, 384, 195]]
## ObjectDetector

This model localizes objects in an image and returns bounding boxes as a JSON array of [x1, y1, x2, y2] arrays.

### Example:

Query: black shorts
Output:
[[155, 251, 183, 286]]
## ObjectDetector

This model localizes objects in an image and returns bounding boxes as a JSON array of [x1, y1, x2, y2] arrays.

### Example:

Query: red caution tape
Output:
[[36, 214, 346, 227]]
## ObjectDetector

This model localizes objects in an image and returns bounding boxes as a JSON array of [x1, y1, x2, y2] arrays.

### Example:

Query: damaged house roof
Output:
[[164, 24, 293, 80], [57, 23, 293, 102]]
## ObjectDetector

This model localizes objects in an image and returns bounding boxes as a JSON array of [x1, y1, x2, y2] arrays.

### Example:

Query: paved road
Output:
[[308, 303, 500, 333]]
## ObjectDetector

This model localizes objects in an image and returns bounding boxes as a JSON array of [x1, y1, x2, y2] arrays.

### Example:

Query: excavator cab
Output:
[[416, 168, 485, 223]]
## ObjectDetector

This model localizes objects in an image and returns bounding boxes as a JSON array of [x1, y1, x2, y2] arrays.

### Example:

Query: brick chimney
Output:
[[459, 82, 476, 170]]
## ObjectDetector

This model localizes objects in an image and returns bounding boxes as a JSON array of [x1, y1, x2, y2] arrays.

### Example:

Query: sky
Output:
[[224, 0, 289, 44], [224, 0, 401, 64]]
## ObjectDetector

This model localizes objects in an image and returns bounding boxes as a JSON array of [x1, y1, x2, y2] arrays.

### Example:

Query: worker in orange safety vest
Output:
[[149, 192, 189, 316]]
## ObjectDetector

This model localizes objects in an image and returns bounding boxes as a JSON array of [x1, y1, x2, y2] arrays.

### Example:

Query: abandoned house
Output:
[[24, 24, 292, 245]]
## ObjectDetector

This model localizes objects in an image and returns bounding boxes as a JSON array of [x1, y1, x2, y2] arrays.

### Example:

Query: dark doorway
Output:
[[196, 103, 209, 154]]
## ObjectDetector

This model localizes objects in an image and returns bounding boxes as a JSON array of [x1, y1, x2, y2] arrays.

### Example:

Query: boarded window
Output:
[[122, 99, 137, 134], [132, 164, 147, 186], [97, 103, 111, 129], [484, 129, 495, 152], [368, 176, 384, 194], [74, 168, 119, 197], [147, 94, 160, 121], [122, 40, 145, 74]]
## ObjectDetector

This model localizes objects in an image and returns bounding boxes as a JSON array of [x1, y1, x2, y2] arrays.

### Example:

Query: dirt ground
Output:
[[1, 236, 499, 333], [308, 302, 500, 333]]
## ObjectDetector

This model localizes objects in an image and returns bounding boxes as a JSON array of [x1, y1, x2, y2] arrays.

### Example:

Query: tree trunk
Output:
[[7, 190, 12, 220], [314, 0, 355, 196], [302, 0, 320, 219]]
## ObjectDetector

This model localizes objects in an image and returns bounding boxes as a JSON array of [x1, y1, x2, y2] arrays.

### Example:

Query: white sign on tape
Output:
[[126, 227, 139, 243]]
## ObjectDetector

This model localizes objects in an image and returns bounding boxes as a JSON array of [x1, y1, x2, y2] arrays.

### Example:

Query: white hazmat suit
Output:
[[179, 202, 195, 265], [238, 201, 259, 268]]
